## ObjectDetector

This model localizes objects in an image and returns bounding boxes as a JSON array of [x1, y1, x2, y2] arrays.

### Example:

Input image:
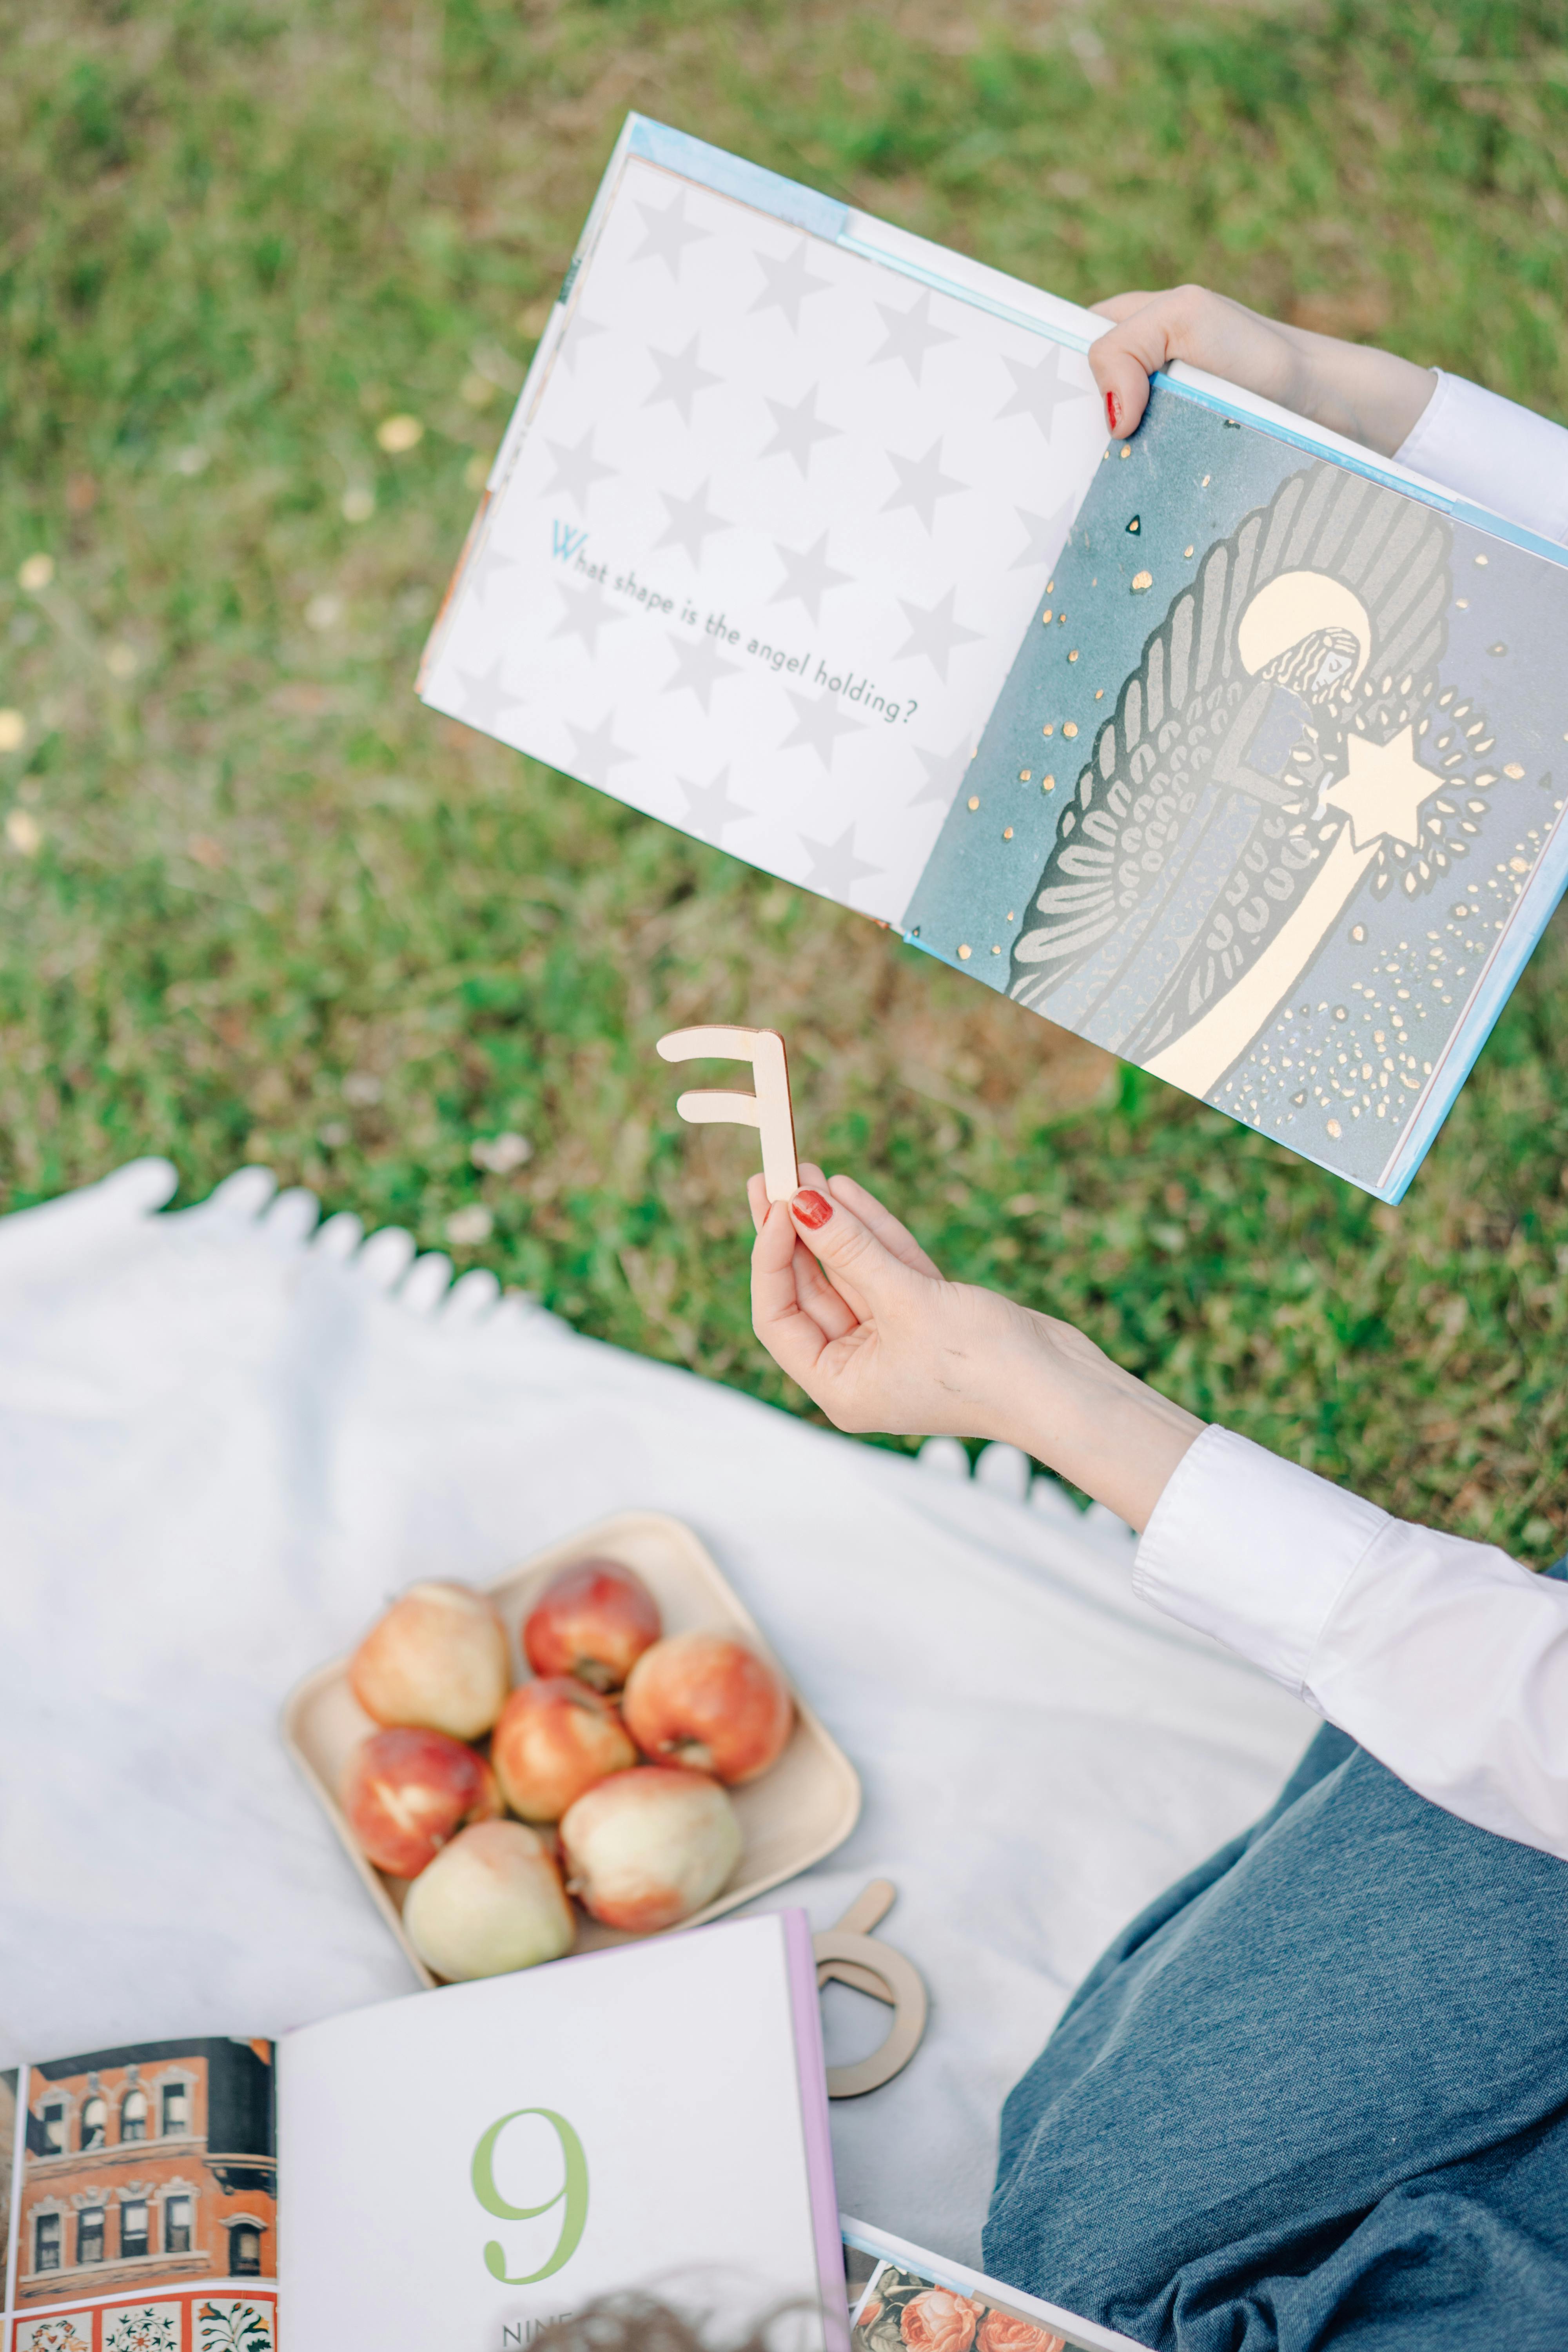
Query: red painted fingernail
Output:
[[791, 1188, 833, 1229], [1105, 390, 1120, 435]]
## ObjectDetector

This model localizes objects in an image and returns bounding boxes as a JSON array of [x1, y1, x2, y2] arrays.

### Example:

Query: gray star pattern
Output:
[[769, 529, 853, 627], [661, 629, 743, 714], [650, 479, 731, 563], [558, 706, 628, 780], [646, 336, 722, 425], [907, 736, 972, 812], [994, 343, 1091, 426], [893, 587, 984, 683], [557, 312, 612, 377], [548, 578, 616, 663], [777, 690, 865, 769], [1007, 494, 1077, 572], [468, 546, 530, 613], [677, 764, 750, 838], [538, 431, 616, 511], [747, 239, 828, 332], [800, 821, 883, 899], [757, 387, 841, 476], [880, 440, 969, 534], [452, 653, 528, 734], [626, 193, 711, 281], [869, 290, 960, 385]]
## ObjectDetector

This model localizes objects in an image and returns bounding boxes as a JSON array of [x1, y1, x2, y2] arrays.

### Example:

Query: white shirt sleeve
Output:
[[1134, 1424, 1568, 1861], [1395, 370, 1568, 546]]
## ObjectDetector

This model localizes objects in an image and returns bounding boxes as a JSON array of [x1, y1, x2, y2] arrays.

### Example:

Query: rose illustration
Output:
[[977, 2311, 1066, 2352], [900, 2288, 982, 2352]]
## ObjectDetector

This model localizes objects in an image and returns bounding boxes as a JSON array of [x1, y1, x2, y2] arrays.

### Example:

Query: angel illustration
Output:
[[1009, 463, 1492, 1099]]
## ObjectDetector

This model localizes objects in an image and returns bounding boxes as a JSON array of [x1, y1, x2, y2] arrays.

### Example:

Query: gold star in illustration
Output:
[[1323, 725, 1436, 851]]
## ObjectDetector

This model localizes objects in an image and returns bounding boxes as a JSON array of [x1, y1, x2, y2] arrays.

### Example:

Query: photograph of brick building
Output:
[[13, 2039, 276, 2309]]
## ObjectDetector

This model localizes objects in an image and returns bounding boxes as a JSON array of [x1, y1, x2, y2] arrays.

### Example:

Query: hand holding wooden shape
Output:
[[655, 1025, 800, 1202]]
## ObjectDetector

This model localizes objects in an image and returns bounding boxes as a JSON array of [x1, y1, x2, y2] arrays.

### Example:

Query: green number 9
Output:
[[470, 2107, 589, 2284]]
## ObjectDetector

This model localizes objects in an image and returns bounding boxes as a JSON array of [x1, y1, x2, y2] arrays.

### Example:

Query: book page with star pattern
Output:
[[419, 135, 1106, 924]]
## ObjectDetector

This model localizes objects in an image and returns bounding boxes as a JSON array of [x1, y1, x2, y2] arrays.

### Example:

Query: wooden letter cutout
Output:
[[655, 1025, 800, 1203], [813, 1879, 929, 2098]]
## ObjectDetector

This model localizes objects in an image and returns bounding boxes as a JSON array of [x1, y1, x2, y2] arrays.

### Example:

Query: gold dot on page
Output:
[[1095, 688, 1104, 700], [1475, 553, 1489, 566], [991, 944, 1001, 954], [1184, 544, 1194, 558], [1040, 608, 1054, 626], [1456, 598, 1469, 609], [967, 795, 980, 811], [1042, 722, 1054, 737], [1119, 445, 1132, 459], [1068, 648, 1079, 662], [1018, 769, 1031, 783], [1046, 579, 1054, 593], [1007, 909, 1016, 921], [958, 942, 972, 959], [1042, 775, 1056, 791], [1063, 722, 1078, 738], [1003, 826, 1014, 839]]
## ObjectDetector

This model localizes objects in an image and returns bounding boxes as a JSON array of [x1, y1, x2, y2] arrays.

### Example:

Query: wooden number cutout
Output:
[[813, 1879, 929, 2098], [655, 1025, 800, 1203]]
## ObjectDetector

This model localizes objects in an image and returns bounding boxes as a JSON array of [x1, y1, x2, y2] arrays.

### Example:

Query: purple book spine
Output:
[[781, 1908, 851, 2352]]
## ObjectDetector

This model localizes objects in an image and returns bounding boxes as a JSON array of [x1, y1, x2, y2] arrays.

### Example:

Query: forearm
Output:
[[1258, 313, 1434, 458], [987, 1311, 1205, 1534]]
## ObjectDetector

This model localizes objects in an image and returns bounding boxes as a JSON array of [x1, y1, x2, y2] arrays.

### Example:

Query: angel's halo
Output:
[[1236, 570, 1372, 687]]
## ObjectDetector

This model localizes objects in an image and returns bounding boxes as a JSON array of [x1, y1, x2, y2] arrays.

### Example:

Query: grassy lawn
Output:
[[2, 0, 1567, 1552]]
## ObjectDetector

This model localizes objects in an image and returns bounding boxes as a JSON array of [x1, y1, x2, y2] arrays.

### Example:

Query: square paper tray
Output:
[[283, 1508, 862, 1985]]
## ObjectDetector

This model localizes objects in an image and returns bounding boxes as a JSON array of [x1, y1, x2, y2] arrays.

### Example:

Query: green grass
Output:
[[3, 0, 1568, 1554]]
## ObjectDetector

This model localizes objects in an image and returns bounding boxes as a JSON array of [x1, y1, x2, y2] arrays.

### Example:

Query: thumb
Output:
[[788, 1182, 907, 1310], [1088, 299, 1175, 439]]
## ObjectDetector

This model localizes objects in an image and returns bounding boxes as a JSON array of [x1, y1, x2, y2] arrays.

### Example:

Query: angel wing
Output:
[[1009, 463, 1452, 1063]]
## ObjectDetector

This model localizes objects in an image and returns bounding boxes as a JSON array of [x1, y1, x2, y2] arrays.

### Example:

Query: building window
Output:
[[162, 2082, 189, 2135], [40, 2102, 66, 2155], [78, 2208, 105, 2265], [36, 2213, 61, 2272], [81, 2094, 107, 2151], [120, 2201, 150, 2259], [121, 2088, 149, 2143], [164, 2196, 192, 2254], [228, 2223, 262, 2276]]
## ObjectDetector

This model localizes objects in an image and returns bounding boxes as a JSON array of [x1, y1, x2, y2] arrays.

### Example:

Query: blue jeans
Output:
[[985, 1604, 1568, 2349]]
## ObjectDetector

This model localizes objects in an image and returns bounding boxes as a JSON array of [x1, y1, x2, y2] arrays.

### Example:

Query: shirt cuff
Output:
[[1395, 371, 1568, 546], [1132, 1425, 1389, 1693]]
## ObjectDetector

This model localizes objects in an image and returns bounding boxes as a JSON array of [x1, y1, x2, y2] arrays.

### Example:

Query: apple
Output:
[[401, 1819, 576, 1979], [350, 1580, 509, 1740], [559, 1766, 742, 1932], [522, 1558, 661, 1693], [341, 1726, 500, 1878], [621, 1631, 794, 1784], [491, 1677, 638, 1822]]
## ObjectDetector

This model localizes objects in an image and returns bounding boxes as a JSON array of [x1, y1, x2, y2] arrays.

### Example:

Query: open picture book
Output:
[[419, 116, 1568, 1203], [1, 1913, 845, 2352]]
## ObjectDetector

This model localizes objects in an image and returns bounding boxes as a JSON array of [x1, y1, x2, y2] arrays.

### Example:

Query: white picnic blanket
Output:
[[0, 1160, 1312, 2267]]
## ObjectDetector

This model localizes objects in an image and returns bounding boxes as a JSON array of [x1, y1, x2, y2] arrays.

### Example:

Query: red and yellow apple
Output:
[[621, 1630, 794, 1784], [559, 1766, 742, 1932], [491, 1677, 638, 1822], [401, 1818, 576, 1979], [522, 1558, 661, 1693], [350, 1580, 509, 1739], [342, 1726, 500, 1878]]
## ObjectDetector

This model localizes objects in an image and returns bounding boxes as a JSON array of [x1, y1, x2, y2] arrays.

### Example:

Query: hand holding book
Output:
[[1087, 283, 1436, 457]]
